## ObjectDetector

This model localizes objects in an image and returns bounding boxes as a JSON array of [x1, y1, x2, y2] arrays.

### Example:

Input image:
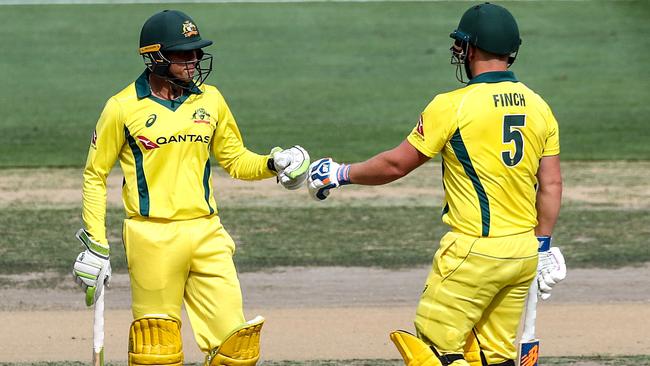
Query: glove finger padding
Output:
[[272, 151, 292, 171], [538, 275, 554, 292], [548, 247, 567, 280], [536, 246, 567, 301], [73, 229, 111, 306], [308, 178, 334, 200], [279, 171, 307, 190], [308, 158, 346, 201], [271, 146, 310, 190], [281, 146, 310, 179], [104, 262, 112, 287]]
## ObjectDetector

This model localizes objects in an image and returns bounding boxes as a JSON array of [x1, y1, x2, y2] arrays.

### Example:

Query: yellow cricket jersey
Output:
[[407, 71, 560, 238], [82, 70, 274, 244]]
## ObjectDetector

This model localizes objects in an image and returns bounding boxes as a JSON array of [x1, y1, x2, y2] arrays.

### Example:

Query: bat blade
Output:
[[518, 273, 540, 366], [93, 290, 105, 366]]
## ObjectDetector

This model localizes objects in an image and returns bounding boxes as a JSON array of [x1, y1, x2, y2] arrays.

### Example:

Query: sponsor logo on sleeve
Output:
[[91, 129, 98, 148], [416, 115, 424, 137]]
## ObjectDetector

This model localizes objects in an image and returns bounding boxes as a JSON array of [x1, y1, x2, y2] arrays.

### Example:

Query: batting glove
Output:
[[308, 158, 351, 201], [270, 146, 310, 190], [73, 229, 112, 306], [536, 236, 567, 300]]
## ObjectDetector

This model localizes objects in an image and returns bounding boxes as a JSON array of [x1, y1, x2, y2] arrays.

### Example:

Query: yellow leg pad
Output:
[[129, 317, 183, 366], [390, 330, 442, 366], [463, 332, 482, 366], [206, 316, 265, 366]]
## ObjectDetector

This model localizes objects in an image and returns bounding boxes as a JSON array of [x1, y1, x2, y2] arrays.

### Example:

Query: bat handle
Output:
[[521, 275, 539, 342], [93, 290, 105, 366]]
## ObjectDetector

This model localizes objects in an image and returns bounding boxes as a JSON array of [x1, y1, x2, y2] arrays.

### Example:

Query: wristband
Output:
[[337, 164, 352, 185], [267, 157, 277, 173], [536, 236, 551, 252]]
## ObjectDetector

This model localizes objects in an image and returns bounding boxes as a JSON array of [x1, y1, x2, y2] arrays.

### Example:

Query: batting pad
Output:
[[129, 316, 183, 366], [206, 315, 265, 366], [390, 330, 443, 366]]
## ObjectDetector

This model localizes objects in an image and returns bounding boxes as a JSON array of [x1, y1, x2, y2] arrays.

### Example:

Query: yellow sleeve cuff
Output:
[[407, 134, 436, 158]]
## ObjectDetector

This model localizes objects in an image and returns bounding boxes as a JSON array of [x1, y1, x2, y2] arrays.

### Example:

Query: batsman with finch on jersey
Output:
[[308, 3, 566, 366], [71, 10, 310, 366]]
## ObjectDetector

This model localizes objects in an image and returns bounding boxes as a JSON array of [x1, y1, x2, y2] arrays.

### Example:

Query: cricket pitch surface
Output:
[[0, 265, 649, 362]]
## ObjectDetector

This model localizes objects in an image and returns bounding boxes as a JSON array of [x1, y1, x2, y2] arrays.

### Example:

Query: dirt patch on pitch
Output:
[[0, 265, 649, 361], [1, 161, 649, 209]]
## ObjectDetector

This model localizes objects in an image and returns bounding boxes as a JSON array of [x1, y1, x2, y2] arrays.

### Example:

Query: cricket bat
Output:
[[518, 276, 540, 366], [93, 290, 105, 366]]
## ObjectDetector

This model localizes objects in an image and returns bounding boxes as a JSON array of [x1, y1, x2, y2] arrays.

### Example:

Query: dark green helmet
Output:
[[450, 2, 521, 56], [139, 10, 213, 88], [449, 2, 521, 83], [139, 10, 212, 54]]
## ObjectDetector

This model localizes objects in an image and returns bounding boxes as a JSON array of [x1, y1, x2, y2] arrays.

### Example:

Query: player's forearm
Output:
[[348, 140, 428, 186], [349, 151, 409, 185], [535, 180, 562, 237]]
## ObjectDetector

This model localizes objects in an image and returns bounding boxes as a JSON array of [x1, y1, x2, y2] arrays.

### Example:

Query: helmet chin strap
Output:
[[162, 71, 193, 91]]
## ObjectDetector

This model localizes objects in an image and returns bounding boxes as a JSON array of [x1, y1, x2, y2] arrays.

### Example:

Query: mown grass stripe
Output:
[[0, 206, 648, 275]]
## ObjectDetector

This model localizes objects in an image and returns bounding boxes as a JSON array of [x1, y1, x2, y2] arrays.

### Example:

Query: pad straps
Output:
[[429, 346, 464, 366], [471, 328, 516, 366]]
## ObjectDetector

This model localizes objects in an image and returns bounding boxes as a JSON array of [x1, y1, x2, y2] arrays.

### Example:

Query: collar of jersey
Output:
[[135, 70, 202, 111], [467, 71, 518, 85]]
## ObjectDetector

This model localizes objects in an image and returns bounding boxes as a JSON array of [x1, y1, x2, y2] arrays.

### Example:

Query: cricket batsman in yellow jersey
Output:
[[71, 10, 310, 366], [308, 3, 566, 366]]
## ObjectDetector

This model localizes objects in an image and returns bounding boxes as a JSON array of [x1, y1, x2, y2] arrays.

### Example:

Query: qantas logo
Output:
[[137, 136, 160, 150], [156, 134, 211, 145], [416, 115, 424, 136], [137, 134, 211, 149], [90, 129, 97, 149]]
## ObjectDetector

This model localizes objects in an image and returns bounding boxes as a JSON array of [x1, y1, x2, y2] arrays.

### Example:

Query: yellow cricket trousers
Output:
[[123, 214, 246, 353], [415, 230, 538, 365]]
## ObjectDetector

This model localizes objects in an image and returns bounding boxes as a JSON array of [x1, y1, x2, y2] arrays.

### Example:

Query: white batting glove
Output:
[[270, 146, 310, 190], [73, 229, 112, 307], [308, 158, 351, 201], [536, 236, 567, 300]]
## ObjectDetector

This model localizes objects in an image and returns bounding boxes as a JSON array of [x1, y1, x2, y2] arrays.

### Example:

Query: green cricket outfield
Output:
[[0, 1, 648, 167]]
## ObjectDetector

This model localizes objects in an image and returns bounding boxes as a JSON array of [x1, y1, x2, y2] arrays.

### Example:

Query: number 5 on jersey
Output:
[[502, 114, 526, 167]]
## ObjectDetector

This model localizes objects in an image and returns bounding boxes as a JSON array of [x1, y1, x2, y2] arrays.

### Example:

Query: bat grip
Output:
[[521, 275, 538, 342], [93, 290, 105, 365]]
